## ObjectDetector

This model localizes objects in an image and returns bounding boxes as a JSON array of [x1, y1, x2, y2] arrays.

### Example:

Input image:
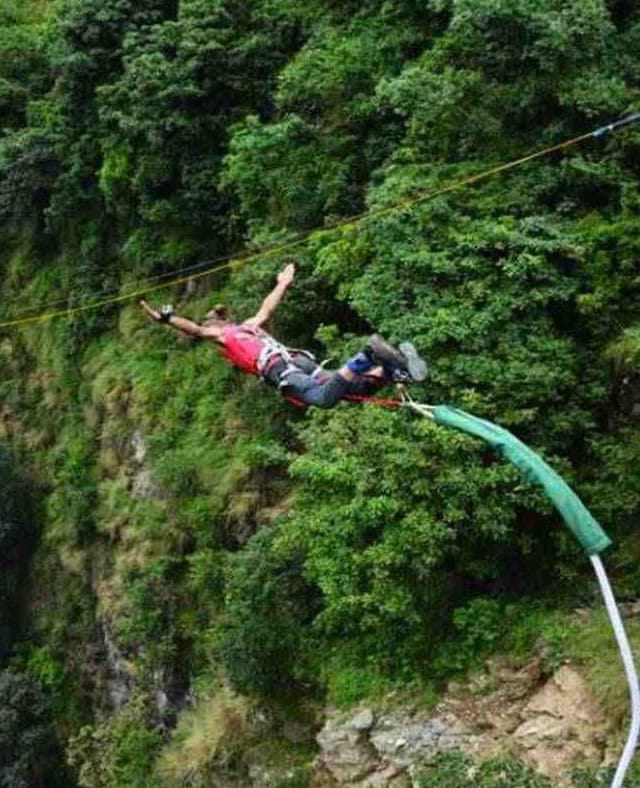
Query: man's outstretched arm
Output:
[[246, 263, 295, 327], [140, 300, 220, 338]]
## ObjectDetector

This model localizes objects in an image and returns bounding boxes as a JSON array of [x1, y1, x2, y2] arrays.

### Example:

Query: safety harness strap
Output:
[[257, 340, 320, 383]]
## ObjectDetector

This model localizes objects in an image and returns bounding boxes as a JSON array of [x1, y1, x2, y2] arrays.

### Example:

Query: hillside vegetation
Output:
[[0, 0, 639, 785]]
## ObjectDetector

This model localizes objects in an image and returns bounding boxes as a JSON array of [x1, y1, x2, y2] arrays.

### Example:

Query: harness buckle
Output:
[[257, 344, 291, 379]]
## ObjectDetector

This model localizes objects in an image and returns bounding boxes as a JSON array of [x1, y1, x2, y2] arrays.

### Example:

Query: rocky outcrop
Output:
[[315, 706, 409, 786], [512, 665, 606, 776], [313, 660, 609, 786], [130, 429, 156, 499]]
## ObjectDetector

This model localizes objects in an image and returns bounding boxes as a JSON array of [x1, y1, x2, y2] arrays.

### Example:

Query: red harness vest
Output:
[[220, 323, 275, 376]]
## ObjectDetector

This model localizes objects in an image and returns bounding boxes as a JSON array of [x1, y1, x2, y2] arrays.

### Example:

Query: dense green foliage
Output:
[[0, 0, 638, 784], [0, 669, 65, 787], [0, 445, 37, 661]]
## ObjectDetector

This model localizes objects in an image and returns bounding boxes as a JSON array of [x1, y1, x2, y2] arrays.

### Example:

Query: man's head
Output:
[[202, 303, 230, 328]]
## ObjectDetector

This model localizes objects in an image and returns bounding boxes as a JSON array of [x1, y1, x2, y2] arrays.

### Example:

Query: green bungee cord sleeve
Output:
[[433, 406, 612, 555]]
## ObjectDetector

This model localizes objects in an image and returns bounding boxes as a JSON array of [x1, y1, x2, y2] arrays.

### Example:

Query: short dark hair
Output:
[[202, 303, 230, 326]]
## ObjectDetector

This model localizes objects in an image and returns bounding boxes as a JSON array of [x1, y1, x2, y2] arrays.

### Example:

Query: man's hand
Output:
[[140, 300, 208, 337], [140, 299, 161, 322], [277, 263, 295, 286], [141, 300, 174, 323], [245, 263, 296, 326]]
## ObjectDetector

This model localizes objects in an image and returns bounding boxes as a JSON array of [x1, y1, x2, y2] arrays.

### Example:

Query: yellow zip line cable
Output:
[[0, 128, 601, 331], [0, 233, 311, 329]]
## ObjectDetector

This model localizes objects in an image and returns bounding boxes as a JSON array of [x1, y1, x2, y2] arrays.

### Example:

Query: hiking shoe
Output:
[[365, 335, 427, 383], [365, 334, 406, 370], [399, 341, 428, 382]]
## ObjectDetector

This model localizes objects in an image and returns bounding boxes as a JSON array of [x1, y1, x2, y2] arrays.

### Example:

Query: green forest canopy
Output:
[[0, 0, 639, 784]]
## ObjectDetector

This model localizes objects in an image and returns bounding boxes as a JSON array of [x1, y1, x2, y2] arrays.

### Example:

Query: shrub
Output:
[[66, 694, 161, 788], [155, 687, 249, 787], [219, 527, 319, 695]]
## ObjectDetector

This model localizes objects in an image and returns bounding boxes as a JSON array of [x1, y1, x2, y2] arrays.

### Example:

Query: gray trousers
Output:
[[265, 354, 386, 408]]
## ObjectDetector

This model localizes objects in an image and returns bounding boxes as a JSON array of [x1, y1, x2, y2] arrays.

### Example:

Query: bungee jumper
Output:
[[140, 263, 427, 408]]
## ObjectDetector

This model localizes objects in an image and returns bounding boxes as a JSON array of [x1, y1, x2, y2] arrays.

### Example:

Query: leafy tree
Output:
[[220, 527, 320, 695], [221, 2, 434, 236], [0, 445, 37, 663], [0, 669, 64, 788], [0, 17, 51, 131]]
